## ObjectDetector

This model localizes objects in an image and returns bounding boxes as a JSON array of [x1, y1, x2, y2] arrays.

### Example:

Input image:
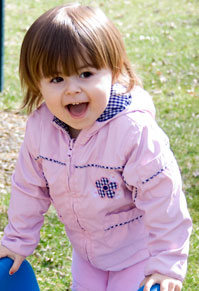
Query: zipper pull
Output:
[[68, 139, 74, 158]]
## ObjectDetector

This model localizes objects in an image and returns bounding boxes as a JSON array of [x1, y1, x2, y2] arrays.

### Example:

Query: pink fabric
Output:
[[71, 250, 146, 291], [1, 86, 192, 281]]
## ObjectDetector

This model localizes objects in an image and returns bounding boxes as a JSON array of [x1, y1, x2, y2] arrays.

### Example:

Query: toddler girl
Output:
[[0, 3, 192, 291]]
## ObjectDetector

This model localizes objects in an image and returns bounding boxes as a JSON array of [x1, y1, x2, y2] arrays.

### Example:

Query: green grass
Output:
[[0, 0, 199, 290]]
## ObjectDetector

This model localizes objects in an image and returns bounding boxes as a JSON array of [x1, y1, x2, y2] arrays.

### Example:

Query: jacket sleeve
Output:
[[123, 113, 192, 281], [1, 115, 51, 257]]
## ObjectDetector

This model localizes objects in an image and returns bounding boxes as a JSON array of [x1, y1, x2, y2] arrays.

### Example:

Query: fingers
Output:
[[167, 281, 175, 291], [142, 276, 158, 291], [9, 256, 24, 275], [0, 245, 25, 275], [167, 281, 182, 291], [143, 279, 154, 291], [141, 273, 182, 291], [143, 283, 182, 291], [174, 284, 182, 291]]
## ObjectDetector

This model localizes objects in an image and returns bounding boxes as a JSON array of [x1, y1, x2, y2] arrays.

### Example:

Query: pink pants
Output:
[[71, 250, 147, 291]]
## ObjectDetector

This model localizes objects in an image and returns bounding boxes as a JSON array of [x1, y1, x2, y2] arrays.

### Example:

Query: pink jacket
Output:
[[2, 86, 192, 281]]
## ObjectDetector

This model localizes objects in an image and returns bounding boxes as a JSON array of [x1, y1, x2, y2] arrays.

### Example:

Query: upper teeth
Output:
[[72, 102, 80, 105]]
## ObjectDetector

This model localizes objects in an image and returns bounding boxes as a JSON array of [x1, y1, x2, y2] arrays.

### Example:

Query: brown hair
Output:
[[19, 3, 141, 114]]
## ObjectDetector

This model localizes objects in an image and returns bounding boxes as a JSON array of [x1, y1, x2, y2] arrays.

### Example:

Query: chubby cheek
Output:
[[41, 88, 59, 105], [95, 96, 109, 117]]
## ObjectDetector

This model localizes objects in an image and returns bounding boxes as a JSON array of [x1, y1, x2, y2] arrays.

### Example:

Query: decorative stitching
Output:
[[42, 172, 49, 190], [142, 167, 167, 184], [133, 187, 138, 203], [104, 215, 143, 231], [122, 174, 130, 186], [53, 116, 70, 134], [35, 155, 66, 166], [96, 177, 118, 198], [75, 164, 124, 170]]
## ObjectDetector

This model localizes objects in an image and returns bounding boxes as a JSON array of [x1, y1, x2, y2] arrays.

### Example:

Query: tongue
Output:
[[68, 103, 87, 117]]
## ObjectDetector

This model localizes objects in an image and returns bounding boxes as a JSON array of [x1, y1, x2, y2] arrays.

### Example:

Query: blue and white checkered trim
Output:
[[97, 83, 132, 122], [104, 215, 143, 231], [141, 167, 167, 184], [35, 155, 66, 166], [75, 164, 124, 170], [53, 116, 70, 134]]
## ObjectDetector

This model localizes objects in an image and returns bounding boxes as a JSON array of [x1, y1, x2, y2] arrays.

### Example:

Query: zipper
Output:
[[67, 138, 75, 192], [68, 142, 86, 232], [67, 137, 90, 262], [68, 138, 75, 158]]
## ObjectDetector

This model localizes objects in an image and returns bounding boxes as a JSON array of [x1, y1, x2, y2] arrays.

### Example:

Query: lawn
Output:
[[0, 0, 199, 290]]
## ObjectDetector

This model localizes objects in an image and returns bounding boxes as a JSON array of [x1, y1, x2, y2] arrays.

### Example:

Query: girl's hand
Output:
[[0, 244, 25, 275], [140, 273, 182, 291]]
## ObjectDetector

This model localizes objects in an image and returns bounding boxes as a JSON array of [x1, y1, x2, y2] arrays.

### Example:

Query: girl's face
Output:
[[39, 63, 113, 138]]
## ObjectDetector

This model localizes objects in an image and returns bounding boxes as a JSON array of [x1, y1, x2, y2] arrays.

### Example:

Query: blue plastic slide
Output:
[[0, 257, 40, 291]]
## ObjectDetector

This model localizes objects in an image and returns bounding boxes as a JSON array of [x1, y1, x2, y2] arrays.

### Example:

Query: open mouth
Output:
[[67, 102, 88, 118]]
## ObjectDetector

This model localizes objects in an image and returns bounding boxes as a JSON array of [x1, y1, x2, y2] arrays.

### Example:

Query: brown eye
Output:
[[79, 72, 93, 78], [50, 77, 64, 83]]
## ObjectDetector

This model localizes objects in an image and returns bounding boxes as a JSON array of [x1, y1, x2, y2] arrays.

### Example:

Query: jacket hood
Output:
[[80, 84, 156, 138]]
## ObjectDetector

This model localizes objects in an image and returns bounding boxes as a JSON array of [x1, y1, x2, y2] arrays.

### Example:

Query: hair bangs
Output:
[[37, 25, 92, 78]]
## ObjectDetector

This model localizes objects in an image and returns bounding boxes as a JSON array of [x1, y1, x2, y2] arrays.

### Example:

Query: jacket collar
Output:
[[97, 83, 132, 122]]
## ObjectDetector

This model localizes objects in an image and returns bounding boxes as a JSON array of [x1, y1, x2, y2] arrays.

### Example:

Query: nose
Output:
[[64, 77, 81, 96]]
